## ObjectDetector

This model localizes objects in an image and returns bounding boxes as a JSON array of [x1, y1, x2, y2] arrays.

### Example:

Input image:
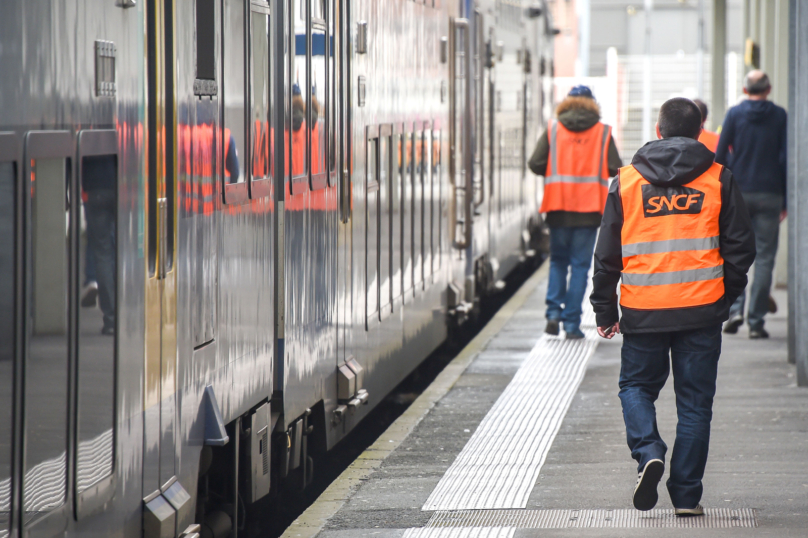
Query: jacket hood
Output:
[[739, 98, 777, 123], [556, 96, 601, 131], [631, 137, 715, 187]]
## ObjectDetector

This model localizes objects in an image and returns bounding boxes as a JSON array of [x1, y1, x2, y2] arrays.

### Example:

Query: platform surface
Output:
[[284, 266, 807, 538]]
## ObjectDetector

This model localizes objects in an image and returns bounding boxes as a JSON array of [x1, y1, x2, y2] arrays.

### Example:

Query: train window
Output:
[[422, 128, 432, 281], [76, 153, 117, 497], [391, 129, 402, 302], [311, 11, 327, 189], [312, 0, 325, 23], [327, 0, 338, 184], [196, 0, 216, 81], [379, 129, 392, 317], [251, 4, 271, 183], [432, 129, 441, 273], [400, 131, 413, 297], [223, 0, 247, 190], [292, 0, 309, 186], [413, 129, 424, 289], [0, 156, 15, 538], [366, 135, 379, 328], [26, 156, 70, 523]]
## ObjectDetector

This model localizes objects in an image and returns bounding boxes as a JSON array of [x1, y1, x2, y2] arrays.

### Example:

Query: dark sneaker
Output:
[[565, 328, 585, 340], [81, 281, 99, 308], [749, 328, 769, 339], [633, 459, 664, 511], [723, 314, 743, 334], [545, 319, 559, 336], [675, 504, 705, 517]]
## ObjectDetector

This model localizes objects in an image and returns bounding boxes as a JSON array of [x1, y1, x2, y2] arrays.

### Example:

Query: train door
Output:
[[143, 0, 180, 507]]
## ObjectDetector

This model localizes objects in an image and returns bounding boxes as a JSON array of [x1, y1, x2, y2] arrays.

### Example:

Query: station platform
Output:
[[283, 265, 808, 538]]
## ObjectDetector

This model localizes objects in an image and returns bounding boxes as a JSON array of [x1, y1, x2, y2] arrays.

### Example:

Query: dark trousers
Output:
[[619, 324, 722, 509], [84, 190, 116, 330], [730, 192, 782, 330]]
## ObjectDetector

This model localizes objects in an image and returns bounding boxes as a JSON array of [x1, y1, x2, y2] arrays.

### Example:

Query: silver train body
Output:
[[0, 0, 554, 536]]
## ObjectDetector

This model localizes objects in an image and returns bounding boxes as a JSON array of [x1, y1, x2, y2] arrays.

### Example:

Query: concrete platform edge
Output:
[[281, 263, 549, 538]]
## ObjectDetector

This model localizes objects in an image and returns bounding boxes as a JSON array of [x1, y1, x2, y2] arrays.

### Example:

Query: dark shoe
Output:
[[723, 314, 743, 334], [749, 328, 769, 339], [545, 319, 559, 336], [768, 295, 778, 314], [633, 459, 664, 511], [81, 281, 99, 308], [565, 328, 585, 340], [101, 326, 115, 336], [675, 504, 705, 517]]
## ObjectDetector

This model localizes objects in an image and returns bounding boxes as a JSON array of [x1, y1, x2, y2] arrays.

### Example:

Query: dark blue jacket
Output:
[[715, 99, 787, 201]]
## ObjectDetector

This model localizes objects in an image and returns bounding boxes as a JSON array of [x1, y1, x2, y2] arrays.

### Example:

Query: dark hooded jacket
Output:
[[715, 99, 787, 201], [528, 96, 623, 228], [590, 137, 756, 333]]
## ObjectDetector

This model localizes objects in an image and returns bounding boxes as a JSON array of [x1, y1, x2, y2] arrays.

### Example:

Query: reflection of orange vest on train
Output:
[[698, 129, 719, 153], [619, 162, 725, 310], [539, 120, 611, 214], [253, 120, 270, 179]]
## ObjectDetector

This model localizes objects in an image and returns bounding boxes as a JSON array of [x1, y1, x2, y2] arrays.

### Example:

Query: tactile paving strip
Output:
[[422, 302, 598, 510], [403, 527, 515, 538], [422, 508, 759, 529]]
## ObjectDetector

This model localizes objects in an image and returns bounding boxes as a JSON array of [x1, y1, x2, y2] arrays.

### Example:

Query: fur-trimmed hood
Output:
[[556, 96, 601, 132]]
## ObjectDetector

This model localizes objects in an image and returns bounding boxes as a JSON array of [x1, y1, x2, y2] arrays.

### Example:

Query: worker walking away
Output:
[[716, 70, 787, 338], [693, 99, 719, 153], [529, 85, 622, 339], [591, 98, 755, 515]]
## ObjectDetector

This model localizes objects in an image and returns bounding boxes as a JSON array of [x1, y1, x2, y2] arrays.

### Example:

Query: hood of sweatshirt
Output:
[[631, 137, 716, 187], [556, 96, 601, 131], [739, 98, 778, 123]]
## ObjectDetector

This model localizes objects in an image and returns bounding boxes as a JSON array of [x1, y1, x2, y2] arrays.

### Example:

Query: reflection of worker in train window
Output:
[[225, 129, 240, 183], [292, 83, 306, 177], [311, 85, 322, 174], [82, 155, 116, 335]]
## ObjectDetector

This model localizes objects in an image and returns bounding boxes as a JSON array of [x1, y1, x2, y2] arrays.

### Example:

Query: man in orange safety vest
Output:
[[590, 97, 755, 516], [528, 85, 622, 339]]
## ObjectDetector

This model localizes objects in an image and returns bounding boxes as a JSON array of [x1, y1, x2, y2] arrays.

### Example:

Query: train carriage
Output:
[[0, 0, 554, 536]]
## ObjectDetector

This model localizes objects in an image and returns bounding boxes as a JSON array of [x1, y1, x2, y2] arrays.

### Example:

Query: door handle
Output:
[[158, 197, 167, 279]]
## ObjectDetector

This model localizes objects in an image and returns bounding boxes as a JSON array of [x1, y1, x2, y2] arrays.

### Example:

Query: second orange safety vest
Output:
[[619, 163, 725, 310], [540, 120, 612, 214], [698, 129, 719, 153]]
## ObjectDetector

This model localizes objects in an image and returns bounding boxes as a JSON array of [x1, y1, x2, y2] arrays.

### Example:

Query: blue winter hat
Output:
[[293, 83, 302, 96], [568, 85, 594, 99]]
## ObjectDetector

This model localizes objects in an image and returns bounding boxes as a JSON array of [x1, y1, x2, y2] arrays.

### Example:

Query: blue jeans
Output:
[[546, 226, 598, 333], [619, 324, 722, 509], [730, 192, 782, 330], [85, 190, 116, 330]]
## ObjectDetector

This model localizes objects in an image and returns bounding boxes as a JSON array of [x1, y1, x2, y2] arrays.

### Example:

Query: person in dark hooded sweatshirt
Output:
[[590, 98, 755, 516], [529, 85, 622, 339], [715, 70, 787, 338]]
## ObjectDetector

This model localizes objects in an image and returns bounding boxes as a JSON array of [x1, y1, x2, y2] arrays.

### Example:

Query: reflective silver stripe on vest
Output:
[[549, 121, 609, 187], [621, 264, 724, 286], [622, 236, 720, 257], [545, 174, 609, 187]]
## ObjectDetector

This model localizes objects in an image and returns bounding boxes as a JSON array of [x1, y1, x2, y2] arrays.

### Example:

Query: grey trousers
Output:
[[730, 192, 783, 330]]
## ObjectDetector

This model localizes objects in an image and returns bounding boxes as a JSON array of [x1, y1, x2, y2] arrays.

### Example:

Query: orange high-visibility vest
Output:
[[619, 163, 725, 310], [540, 120, 612, 214], [698, 129, 719, 153]]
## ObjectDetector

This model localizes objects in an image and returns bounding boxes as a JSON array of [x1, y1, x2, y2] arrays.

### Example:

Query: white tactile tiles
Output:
[[402, 527, 515, 538], [421, 299, 598, 511]]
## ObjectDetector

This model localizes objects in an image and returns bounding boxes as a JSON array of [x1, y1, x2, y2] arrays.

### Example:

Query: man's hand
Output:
[[780, 209, 788, 223], [597, 322, 620, 339]]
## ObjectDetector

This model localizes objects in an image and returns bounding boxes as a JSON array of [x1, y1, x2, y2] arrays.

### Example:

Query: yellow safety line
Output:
[[281, 262, 549, 538]]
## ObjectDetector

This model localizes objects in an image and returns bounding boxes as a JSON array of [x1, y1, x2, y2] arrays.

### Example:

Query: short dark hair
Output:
[[692, 98, 708, 122], [657, 98, 703, 139]]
